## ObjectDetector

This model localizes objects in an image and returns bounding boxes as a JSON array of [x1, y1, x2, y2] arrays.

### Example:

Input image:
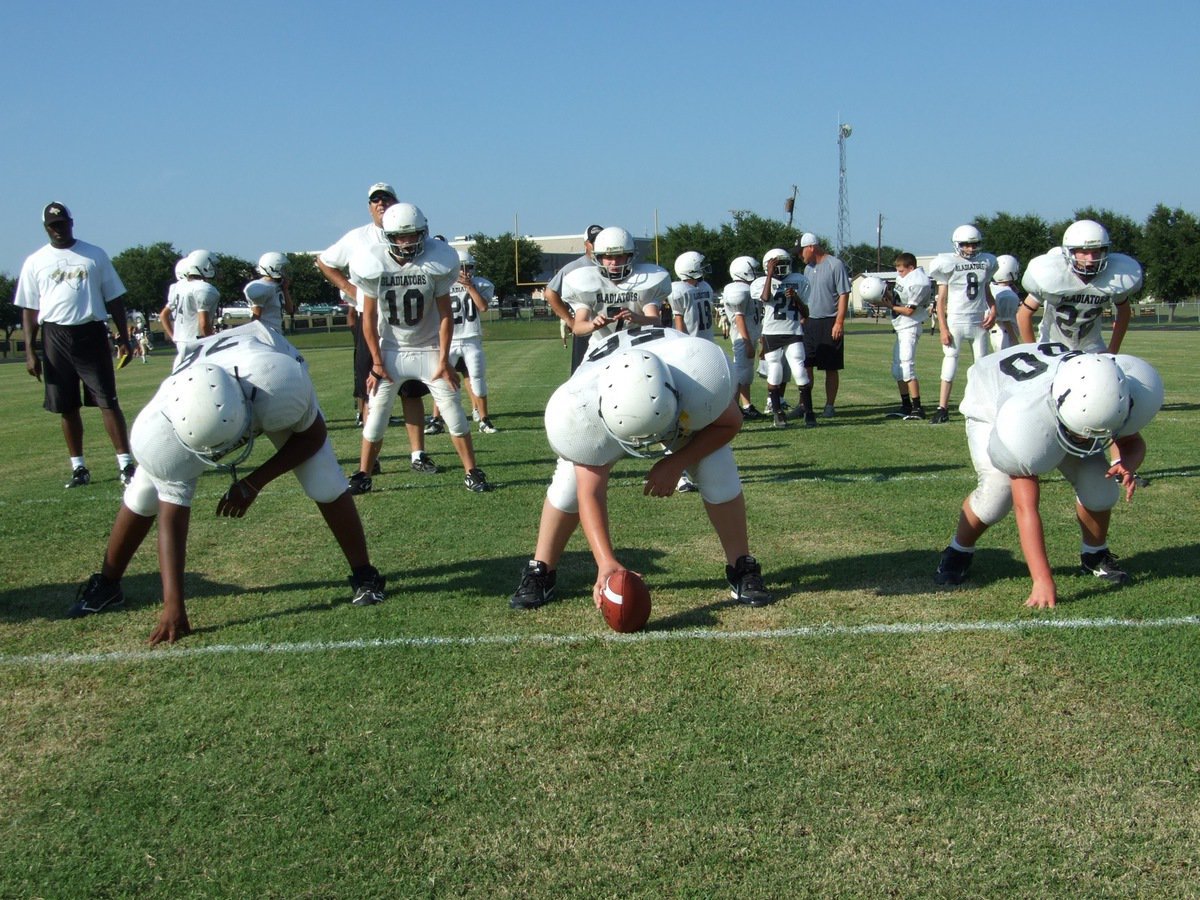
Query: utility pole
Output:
[[837, 120, 852, 256]]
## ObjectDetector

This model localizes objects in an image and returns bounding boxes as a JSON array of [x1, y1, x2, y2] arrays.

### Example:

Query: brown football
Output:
[[600, 570, 651, 634]]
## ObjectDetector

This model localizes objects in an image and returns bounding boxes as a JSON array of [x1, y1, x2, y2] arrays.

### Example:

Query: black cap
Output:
[[585, 224, 604, 244], [43, 202, 72, 225]]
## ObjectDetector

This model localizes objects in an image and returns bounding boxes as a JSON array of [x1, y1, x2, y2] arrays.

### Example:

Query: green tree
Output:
[[719, 211, 800, 266], [0, 273, 19, 355], [841, 242, 906, 276], [656, 222, 724, 286], [972, 212, 1052, 266], [1139, 205, 1200, 314], [466, 233, 543, 299], [111, 242, 181, 318], [285, 253, 340, 307], [210, 253, 257, 309]]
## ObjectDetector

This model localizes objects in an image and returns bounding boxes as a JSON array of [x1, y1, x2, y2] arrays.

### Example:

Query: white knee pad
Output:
[[362, 376, 400, 442], [940, 338, 962, 383], [968, 471, 1014, 526], [764, 347, 785, 387], [461, 340, 487, 397], [122, 465, 163, 517], [785, 341, 810, 387], [546, 457, 579, 514], [892, 330, 918, 383], [427, 378, 469, 436], [264, 431, 348, 503], [1060, 455, 1120, 512], [693, 445, 742, 505]]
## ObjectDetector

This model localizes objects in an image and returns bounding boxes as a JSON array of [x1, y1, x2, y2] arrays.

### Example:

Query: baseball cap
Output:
[[367, 182, 397, 201], [43, 202, 72, 225], [585, 224, 604, 244], [797, 232, 819, 249]]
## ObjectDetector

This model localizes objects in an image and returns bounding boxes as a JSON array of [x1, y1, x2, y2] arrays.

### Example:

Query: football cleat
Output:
[[410, 453, 438, 474], [472, 407, 481, 422], [65, 466, 91, 489], [424, 415, 445, 436], [929, 407, 950, 425], [803, 411, 818, 428], [355, 412, 364, 427], [934, 546, 973, 585], [1080, 549, 1131, 584], [464, 467, 492, 493], [727, 555, 772, 607], [349, 567, 387, 606], [676, 475, 698, 494], [822, 404, 835, 419], [478, 417, 498, 434], [773, 409, 789, 429], [348, 471, 372, 495], [904, 407, 927, 421], [510, 560, 557, 610], [740, 404, 764, 420], [885, 406, 911, 419], [120, 463, 137, 486], [68, 573, 125, 618]]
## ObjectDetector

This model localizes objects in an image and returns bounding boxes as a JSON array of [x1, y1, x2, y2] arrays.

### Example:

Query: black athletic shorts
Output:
[[801, 317, 844, 371], [41, 321, 121, 413]]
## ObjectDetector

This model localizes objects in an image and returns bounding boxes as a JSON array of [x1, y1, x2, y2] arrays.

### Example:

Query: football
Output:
[[600, 570, 651, 634]]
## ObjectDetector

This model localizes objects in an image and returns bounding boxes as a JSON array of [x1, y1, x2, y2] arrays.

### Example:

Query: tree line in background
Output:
[[3, 203, 1197, 340]]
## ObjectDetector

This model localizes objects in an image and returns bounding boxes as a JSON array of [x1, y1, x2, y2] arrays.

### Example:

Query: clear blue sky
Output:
[[3, 0, 1197, 277]]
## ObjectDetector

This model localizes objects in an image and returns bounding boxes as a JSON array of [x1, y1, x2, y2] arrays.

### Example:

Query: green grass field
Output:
[[2, 323, 1198, 897]]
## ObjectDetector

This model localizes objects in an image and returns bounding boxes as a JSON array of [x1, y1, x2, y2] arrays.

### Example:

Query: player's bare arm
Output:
[[1010, 475, 1056, 608], [148, 501, 192, 646], [160, 305, 175, 342], [574, 462, 623, 608], [1016, 295, 1041, 343], [643, 400, 743, 498], [361, 293, 387, 394], [1108, 302, 1132, 354]]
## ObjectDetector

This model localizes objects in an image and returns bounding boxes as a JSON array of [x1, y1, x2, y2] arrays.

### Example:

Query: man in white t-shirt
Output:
[[13, 202, 138, 488]]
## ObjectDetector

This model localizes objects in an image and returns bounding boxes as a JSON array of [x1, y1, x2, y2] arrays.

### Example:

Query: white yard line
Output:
[[3, 614, 1197, 669]]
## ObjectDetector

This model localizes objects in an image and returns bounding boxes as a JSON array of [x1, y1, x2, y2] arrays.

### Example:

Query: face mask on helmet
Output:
[[674, 251, 710, 281], [763, 249, 791, 278], [382, 203, 428, 263], [592, 227, 636, 281], [597, 350, 681, 458], [952, 225, 983, 259], [1049, 353, 1131, 457], [163, 364, 255, 469], [1062, 219, 1111, 277]]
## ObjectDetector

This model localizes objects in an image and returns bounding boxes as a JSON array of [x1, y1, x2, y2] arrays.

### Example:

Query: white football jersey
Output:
[[722, 281, 763, 342], [561, 262, 671, 348], [892, 267, 932, 332], [928, 252, 998, 323], [545, 327, 734, 467], [450, 275, 495, 342], [961, 342, 1160, 477], [669, 280, 717, 341], [132, 322, 319, 504], [756, 272, 809, 338], [348, 238, 459, 350], [1022, 251, 1142, 350], [166, 279, 220, 344], [318, 223, 388, 309], [243, 278, 287, 332], [992, 285, 1020, 325]]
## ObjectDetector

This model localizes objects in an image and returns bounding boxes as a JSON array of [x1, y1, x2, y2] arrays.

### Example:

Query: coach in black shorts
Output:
[[14, 203, 137, 489], [796, 233, 851, 426]]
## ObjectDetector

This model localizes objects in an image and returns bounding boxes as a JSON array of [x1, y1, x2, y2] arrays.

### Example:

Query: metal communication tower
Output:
[[837, 121, 852, 256]]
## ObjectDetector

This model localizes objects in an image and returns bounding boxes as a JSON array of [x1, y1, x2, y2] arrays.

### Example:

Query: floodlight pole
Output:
[[837, 120, 852, 257]]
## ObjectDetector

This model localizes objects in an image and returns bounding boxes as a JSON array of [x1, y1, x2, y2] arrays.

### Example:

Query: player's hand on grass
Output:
[[1024, 579, 1057, 610], [217, 480, 259, 518], [149, 606, 192, 646]]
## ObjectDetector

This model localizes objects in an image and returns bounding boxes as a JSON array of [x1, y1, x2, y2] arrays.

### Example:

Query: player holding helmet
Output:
[[71, 321, 387, 643], [933, 342, 1163, 608], [508, 327, 772, 612], [878, 252, 932, 420], [1017, 219, 1141, 353], [928, 225, 998, 424]]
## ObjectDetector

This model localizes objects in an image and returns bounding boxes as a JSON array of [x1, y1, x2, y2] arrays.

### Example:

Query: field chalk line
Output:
[[3, 615, 1198, 669]]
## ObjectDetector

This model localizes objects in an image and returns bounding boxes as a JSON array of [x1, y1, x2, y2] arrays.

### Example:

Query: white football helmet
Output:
[[674, 251, 710, 281], [993, 254, 1020, 284], [729, 256, 761, 283], [456, 248, 475, 274], [1062, 219, 1111, 276], [952, 224, 983, 258], [858, 276, 886, 303], [174, 257, 189, 281], [597, 349, 680, 457], [162, 364, 254, 467], [592, 227, 636, 281], [256, 252, 288, 279], [1050, 353, 1131, 457], [184, 249, 216, 280], [382, 203, 428, 262], [762, 248, 792, 278]]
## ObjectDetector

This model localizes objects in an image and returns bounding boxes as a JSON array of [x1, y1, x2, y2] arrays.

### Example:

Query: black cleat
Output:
[[740, 404, 764, 420], [464, 467, 492, 492], [510, 560, 557, 609], [727, 555, 773, 607], [410, 453, 438, 474], [348, 471, 372, 495], [65, 466, 91, 489], [68, 573, 124, 618], [904, 407, 926, 421], [803, 411, 818, 428], [349, 567, 387, 606], [934, 546, 973, 585], [424, 415, 445, 436], [929, 407, 950, 425], [1080, 549, 1131, 584]]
